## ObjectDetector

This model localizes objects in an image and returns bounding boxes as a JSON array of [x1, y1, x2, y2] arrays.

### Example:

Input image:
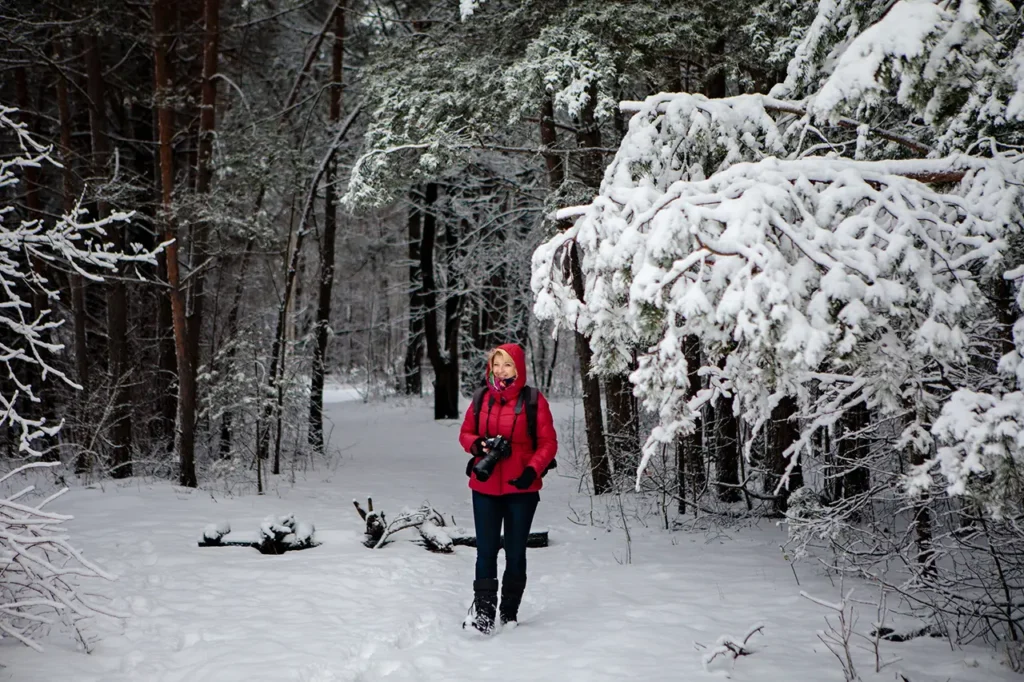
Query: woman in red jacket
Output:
[[459, 342, 557, 633]]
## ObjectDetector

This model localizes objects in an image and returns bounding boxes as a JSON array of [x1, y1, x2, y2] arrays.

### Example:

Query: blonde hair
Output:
[[488, 348, 516, 375]]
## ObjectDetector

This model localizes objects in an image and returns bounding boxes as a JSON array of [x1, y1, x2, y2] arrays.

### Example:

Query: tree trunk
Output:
[[540, 96, 611, 493], [835, 400, 870, 504], [575, 84, 636, 482], [257, 105, 362, 467], [54, 51, 89, 468], [714, 395, 741, 502], [705, 37, 728, 99], [13, 67, 51, 460], [154, 0, 197, 487], [906, 404, 936, 576], [677, 335, 705, 514], [420, 183, 461, 419], [85, 34, 132, 478], [184, 0, 220, 433], [531, 321, 559, 395], [544, 334, 559, 394], [218, 240, 254, 459], [13, 67, 48, 322], [606, 368, 640, 472], [403, 188, 425, 395], [991, 275, 1017, 359], [568, 242, 612, 494], [309, 4, 345, 455], [766, 396, 802, 514], [156, 240, 178, 454]]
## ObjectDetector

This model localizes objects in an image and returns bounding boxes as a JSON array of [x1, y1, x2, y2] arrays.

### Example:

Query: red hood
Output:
[[487, 342, 527, 400]]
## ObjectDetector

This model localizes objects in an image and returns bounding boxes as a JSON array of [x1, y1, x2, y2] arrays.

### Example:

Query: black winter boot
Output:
[[499, 574, 527, 626], [464, 578, 499, 634]]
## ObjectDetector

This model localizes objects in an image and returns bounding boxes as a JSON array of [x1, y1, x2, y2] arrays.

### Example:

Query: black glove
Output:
[[508, 466, 537, 490], [470, 437, 487, 457]]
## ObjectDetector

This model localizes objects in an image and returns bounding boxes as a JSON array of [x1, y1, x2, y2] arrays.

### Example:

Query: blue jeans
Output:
[[472, 490, 539, 581]]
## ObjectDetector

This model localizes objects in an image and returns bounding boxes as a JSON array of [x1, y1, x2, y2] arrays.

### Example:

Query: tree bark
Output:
[[309, 3, 345, 455], [85, 34, 132, 478], [154, 0, 198, 487], [403, 188, 425, 395]]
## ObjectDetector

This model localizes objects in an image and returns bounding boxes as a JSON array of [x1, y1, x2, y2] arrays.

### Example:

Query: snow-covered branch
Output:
[[0, 462, 123, 651], [533, 86, 1024, 505], [0, 105, 161, 457]]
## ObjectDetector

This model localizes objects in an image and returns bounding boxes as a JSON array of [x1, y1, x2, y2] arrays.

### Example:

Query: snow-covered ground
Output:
[[1, 396, 1018, 681]]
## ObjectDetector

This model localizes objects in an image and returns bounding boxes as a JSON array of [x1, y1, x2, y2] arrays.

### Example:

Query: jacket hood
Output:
[[487, 342, 527, 399]]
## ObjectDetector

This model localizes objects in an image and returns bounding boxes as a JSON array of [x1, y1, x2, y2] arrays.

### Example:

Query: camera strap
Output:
[[509, 389, 525, 437]]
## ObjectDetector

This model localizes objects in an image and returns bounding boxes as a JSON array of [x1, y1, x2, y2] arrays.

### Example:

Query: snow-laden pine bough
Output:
[[531, 85, 1024, 649], [197, 513, 318, 554], [352, 497, 548, 552], [0, 462, 125, 652]]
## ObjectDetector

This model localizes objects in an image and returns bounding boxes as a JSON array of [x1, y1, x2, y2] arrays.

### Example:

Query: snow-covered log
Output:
[[447, 527, 550, 549], [197, 514, 319, 555]]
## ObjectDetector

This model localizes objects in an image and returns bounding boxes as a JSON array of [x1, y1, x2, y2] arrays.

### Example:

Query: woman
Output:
[[459, 342, 557, 633]]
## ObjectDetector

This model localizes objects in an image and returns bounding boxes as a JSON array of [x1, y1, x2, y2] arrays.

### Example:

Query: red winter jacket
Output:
[[459, 343, 557, 495]]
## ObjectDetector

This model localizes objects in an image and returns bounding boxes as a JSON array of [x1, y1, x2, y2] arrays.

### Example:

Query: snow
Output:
[[810, 0, 946, 119], [459, 0, 482, 21], [0, 399, 1016, 681], [322, 380, 366, 404]]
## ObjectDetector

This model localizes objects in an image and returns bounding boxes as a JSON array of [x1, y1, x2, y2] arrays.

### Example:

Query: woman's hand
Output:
[[508, 467, 537, 490]]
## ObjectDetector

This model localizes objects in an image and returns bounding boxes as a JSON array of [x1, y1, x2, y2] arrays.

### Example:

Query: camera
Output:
[[472, 436, 512, 482]]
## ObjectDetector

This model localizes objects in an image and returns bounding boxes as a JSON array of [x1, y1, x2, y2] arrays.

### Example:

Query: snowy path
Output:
[[0, 399, 1015, 681]]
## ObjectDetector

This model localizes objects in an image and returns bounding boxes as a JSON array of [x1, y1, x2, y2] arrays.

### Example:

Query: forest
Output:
[[1, 0, 1023, 674]]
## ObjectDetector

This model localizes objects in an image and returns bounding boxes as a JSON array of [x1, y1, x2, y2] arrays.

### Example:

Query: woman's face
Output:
[[491, 354, 517, 381]]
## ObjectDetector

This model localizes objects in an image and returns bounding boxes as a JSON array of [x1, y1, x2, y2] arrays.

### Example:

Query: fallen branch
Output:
[[352, 497, 550, 550], [698, 622, 765, 672]]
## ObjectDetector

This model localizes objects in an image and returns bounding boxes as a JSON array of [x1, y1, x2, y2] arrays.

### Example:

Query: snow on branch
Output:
[[619, 95, 932, 156], [773, 0, 1024, 153], [697, 622, 765, 674], [1, 462, 124, 651], [628, 155, 1016, 473], [533, 87, 1024, 503], [503, 26, 619, 125], [0, 105, 162, 457], [923, 389, 1024, 519]]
